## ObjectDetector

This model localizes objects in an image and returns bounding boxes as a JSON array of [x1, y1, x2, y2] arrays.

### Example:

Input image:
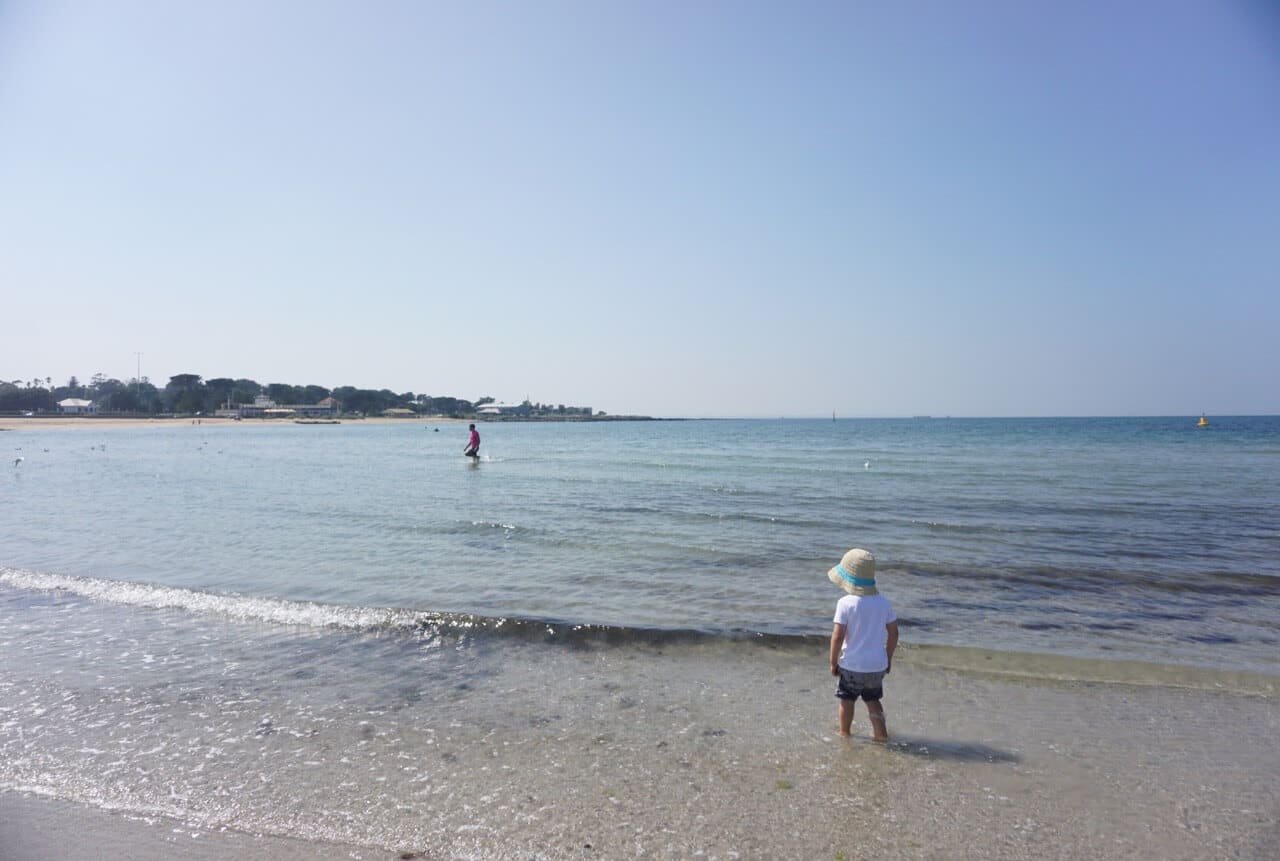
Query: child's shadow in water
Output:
[[887, 737, 1019, 764]]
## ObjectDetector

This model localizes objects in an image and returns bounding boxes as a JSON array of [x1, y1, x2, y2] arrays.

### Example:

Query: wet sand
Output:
[[0, 792, 372, 860], [3, 647, 1276, 860]]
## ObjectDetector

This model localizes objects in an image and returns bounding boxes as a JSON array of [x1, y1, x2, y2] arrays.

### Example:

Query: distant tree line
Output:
[[0, 374, 596, 418]]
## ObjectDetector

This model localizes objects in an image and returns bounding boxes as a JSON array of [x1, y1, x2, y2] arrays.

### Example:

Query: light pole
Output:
[[134, 352, 143, 414]]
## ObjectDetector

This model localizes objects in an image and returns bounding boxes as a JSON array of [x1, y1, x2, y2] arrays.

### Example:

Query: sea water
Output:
[[2, 417, 1278, 855], [4, 417, 1278, 667]]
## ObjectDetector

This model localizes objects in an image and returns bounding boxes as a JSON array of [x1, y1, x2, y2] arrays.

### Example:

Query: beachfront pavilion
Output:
[[57, 398, 96, 415]]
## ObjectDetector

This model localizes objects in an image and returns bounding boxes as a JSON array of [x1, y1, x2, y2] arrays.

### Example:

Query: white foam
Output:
[[0, 567, 430, 632]]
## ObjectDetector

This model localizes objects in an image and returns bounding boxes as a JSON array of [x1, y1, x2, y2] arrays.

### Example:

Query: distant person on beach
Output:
[[827, 548, 898, 741], [464, 423, 480, 459]]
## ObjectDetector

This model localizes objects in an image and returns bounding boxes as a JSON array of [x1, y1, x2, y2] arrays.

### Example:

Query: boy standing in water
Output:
[[827, 548, 898, 741]]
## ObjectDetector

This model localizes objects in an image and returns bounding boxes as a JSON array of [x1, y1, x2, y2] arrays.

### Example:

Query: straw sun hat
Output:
[[828, 548, 878, 596]]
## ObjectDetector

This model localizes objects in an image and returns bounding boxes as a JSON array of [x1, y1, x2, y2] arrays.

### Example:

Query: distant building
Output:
[[382, 408, 416, 418], [58, 398, 96, 415], [475, 401, 593, 418], [215, 393, 340, 419], [476, 402, 530, 416]]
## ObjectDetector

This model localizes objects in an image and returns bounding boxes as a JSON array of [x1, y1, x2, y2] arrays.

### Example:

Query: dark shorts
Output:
[[835, 669, 885, 702], [465, 447, 479, 457]]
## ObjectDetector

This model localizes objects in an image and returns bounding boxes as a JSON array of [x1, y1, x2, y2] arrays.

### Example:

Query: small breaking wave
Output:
[[6, 566, 1276, 689], [1, 566, 433, 631], [0, 566, 813, 649]]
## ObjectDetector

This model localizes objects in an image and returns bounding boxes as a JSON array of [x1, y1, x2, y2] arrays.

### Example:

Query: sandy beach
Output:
[[2, 647, 1276, 860]]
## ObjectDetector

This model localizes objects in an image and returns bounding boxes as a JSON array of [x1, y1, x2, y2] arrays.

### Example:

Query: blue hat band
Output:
[[836, 564, 876, 588]]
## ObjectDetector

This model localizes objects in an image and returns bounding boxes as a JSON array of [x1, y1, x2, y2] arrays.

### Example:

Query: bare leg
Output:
[[866, 700, 888, 742], [837, 699, 856, 737]]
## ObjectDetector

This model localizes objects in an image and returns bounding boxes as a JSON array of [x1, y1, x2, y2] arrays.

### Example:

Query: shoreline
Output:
[[0, 415, 466, 430], [2, 653, 1276, 860], [0, 415, 667, 430]]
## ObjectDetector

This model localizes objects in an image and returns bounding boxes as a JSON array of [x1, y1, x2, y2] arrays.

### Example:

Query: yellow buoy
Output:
[[1197, 414, 1209, 428]]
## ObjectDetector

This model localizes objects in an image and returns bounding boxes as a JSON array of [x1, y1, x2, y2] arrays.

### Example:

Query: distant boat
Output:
[[1197, 414, 1209, 428]]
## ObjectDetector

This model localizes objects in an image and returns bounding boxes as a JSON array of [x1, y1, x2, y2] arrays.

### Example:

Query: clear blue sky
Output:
[[2, 1, 1277, 417]]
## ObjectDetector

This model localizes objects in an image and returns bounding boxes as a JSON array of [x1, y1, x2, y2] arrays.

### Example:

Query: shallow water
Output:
[[2, 586, 1276, 858]]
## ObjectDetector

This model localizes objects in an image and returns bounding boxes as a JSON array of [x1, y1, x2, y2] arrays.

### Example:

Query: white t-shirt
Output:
[[833, 593, 897, 673]]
